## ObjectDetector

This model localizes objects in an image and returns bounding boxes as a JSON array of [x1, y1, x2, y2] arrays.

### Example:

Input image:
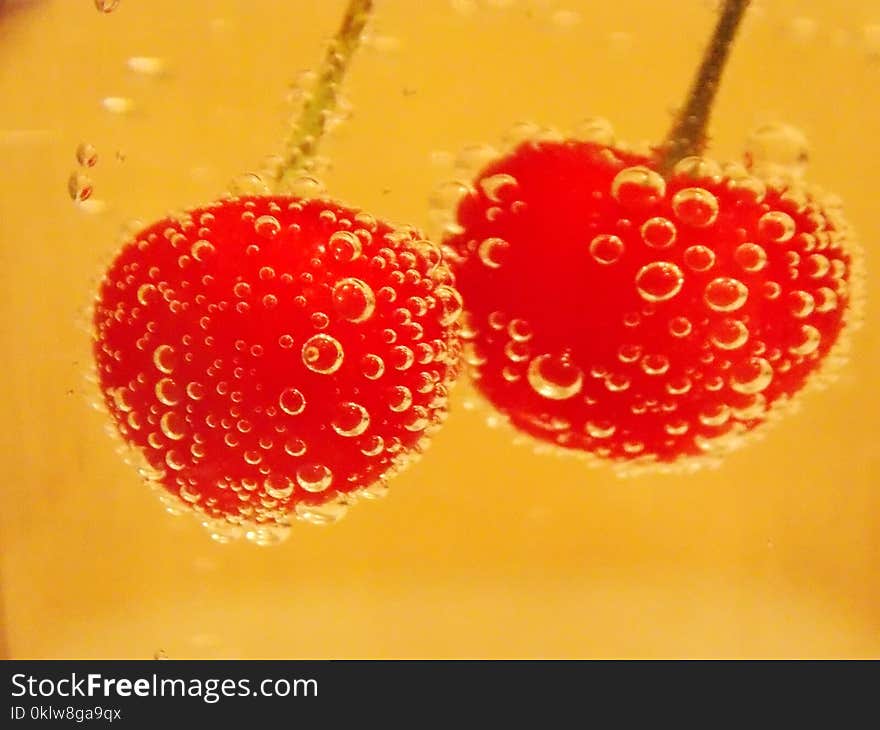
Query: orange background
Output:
[[1, 0, 878, 658]]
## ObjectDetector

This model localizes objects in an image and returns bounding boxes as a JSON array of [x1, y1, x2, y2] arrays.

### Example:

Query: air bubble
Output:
[[640, 217, 676, 249], [137, 284, 158, 306], [254, 215, 281, 237], [430, 180, 473, 215], [76, 142, 98, 167], [486, 311, 507, 332], [332, 278, 376, 322], [671, 187, 719, 227], [264, 475, 294, 500], [807, 254, 831, 279], [404, 406, 429, 432], [730, 357, 773, 394], [683, 245, 716, 272], [790, 324, 821, 356], [666, 376, 692, 395], [284, 438, 307, 457], [95, 0, 120, 12], [480, 173, 518, 202], [302, 334, 344, 374], [611, 166, 666, 206], [710, 319, 749, 350], [641, 354, 670, 375], [165, 449, 186, 471], [390, 346, 415, 371], [589, 234, 624, 265], [815, 287, 838, 313], [126, 56, 167, 76], [160, 411, 185, 440], [360, 435, 384, 456], [665, 420, 689, 436], [699, 404, 731, 427], [732, 393, 767, 420], [605, 373, 631, 392], [586, 420, 615, 439], [668, 316, 693, 338], [67, 172, 93, 202], [279, 387, 306, 415], [508, 319, 533, 342], [361, 354, 385, 380], [328, 231, 362, 263], [111, 387, 133, 413], [152, 345, 177, 374], [295, 499, 348, 525], [788, 290, 815, 318], [296, 463, 333, 493], [527, 353, 583, 400], [435, 285, 464, 326], [155, 378, 181, 405], [388, 386, 413, 412], [745, 123, 809, 178], [763, 281, 782, 300], [672, 156, 722, 181], [101, 96, 135, 115], [328, 402, 369, 438], [191, 239, 215, 261], [704, 277, 748, 312], [635, 261, 684, 302], [618, 344, 641, 363], [310, 312, 330, 330], [573, 116, 615, 145], [757, 211, 796, 243], [726, 169, 767, 203], [284, 176, 326, 198], [734, 242, 767, 272], [478, 237, 510, 268], [228, 172, 271, 196]]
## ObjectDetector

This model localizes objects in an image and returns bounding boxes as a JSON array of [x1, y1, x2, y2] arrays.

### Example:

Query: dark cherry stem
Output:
[[656, 0, 750, 175]]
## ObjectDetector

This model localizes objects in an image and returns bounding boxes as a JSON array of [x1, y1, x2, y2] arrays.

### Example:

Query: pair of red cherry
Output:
[[92, 2, 857, 542]]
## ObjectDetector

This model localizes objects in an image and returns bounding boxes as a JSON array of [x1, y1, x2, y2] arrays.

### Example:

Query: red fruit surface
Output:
[[444, 140, 859, 466], [93, 196, 462, 542]]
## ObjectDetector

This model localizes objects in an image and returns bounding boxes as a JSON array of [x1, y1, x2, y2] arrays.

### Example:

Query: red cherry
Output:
[[93, 196, 462, 542], [443, 140, 859, 467]]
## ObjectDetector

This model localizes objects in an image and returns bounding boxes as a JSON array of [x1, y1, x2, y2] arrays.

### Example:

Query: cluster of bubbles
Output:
[[441, 117, 862, 471], [68, 142, 98, 206], [93, 197, 463, 544], [428, 117, 610, 239]]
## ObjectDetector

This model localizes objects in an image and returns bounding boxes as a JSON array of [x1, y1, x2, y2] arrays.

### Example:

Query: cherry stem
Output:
[[656, 0, 750, 175], [273, 0, 374, 189]]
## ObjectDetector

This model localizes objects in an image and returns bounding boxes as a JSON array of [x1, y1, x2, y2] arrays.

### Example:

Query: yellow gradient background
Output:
[[1, 0, 878, 658]]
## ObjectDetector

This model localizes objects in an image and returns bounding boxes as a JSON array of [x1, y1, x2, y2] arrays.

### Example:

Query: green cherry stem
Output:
[[273, 0, 374, 190], [656, 0, 750, 175]]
